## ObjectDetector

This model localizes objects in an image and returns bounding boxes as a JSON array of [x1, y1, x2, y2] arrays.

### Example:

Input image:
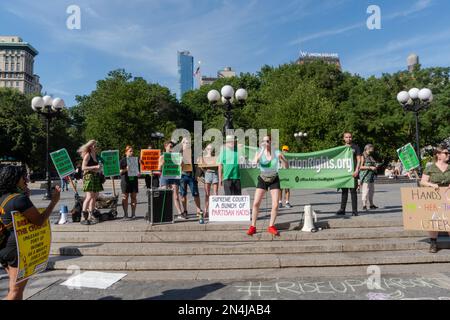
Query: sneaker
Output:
[[352, 212, 359, 217], [362, 206, 368, 211], [285, 203, 293, 209], [268, 226, 280, 236], [430, 239, 438, 253], [179, 211, 188, 220], [247, 226, 257, 236], [370, 205, 379, 210], [278, 202, 283, 209], [336, 210, 346, 216]]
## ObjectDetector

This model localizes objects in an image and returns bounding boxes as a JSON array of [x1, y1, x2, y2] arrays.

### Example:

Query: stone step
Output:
[[51, 227, 426, 243], [51, 217, 404, 233], [47, 249, 450, 271], [50, 237, 437, 257]]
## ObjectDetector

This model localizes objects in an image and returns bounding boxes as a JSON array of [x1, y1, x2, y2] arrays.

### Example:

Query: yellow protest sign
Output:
[[12, 208, 51, 283]]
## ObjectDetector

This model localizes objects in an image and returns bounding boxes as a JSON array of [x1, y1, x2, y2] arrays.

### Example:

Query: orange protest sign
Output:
[[140, 150, 161, 173]]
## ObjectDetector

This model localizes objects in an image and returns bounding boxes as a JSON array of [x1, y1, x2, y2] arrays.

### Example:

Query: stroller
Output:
[[70, 178, 119, 223]]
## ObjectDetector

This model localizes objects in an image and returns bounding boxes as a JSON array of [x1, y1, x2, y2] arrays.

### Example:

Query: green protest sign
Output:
[[101, 150, 120, 177], [162, 153, 182, 179], [50, 148, 75, 179], [240, 146, 355, 189], [397, 143, 420, 172]]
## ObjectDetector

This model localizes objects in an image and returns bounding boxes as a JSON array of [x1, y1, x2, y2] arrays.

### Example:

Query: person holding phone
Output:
[[0, 165, 61, 300], [247, 135, 288, 237]]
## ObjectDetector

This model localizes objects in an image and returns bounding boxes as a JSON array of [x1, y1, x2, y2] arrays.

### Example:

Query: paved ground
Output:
[[5, 179, 445, 300], [4, 266, 450, 300]]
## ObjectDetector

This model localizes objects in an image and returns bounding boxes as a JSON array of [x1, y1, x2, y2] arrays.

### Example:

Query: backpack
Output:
[[0, 193, 20, 246]]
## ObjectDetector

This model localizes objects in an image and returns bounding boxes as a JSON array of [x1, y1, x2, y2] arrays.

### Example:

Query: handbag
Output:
[[259, 171, 278, 184]]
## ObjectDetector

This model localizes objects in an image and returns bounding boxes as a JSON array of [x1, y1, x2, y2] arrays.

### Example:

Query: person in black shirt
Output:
[[0, 165, 60, 300], [120, 145, 139, 220], [336, 132, 362, 217]]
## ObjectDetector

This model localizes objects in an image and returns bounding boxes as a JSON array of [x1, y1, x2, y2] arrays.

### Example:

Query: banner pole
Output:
[[68, 176, 77, 194], [112, 176, 117, 197]]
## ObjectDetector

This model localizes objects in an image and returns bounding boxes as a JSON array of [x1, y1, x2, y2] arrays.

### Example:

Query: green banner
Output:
[[397, 143, 420, 172], [101, 150, 120, 177], [162, 153, 182, 179], [239, 146, 355, 189], [50, 148, 75, 179]]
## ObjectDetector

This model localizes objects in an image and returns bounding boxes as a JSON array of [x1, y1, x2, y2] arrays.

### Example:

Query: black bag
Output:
[[0, 194, 20, 245]]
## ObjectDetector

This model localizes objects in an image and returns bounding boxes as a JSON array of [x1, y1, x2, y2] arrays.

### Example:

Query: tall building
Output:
[[177, 51, 194, 98], [296, 51, 342, 70], [200, 67, 236, 87], [218, 66, 236, 79], [407, 53, 419, 72], [0, 36, 42, 94]]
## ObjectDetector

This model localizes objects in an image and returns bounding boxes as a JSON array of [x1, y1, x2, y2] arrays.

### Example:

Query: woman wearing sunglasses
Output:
[[420, 144, 450, 253], [247, 135, 288, 237]]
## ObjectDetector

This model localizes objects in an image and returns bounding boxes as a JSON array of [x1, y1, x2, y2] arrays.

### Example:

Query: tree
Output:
[[75, 69, 193, 153]]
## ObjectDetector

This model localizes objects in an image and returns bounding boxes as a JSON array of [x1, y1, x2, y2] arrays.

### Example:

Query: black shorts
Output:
[[257, 175, 281, 191], [121, 179, 139, 194], [0, 240, 18, 268]]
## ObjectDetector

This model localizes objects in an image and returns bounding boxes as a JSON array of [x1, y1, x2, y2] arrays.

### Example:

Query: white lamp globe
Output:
[[418, 88, 432, 102], [303, 133, 308, 137], [51, 98, 65, 111], [235, 88, 248, 102], [408, 88, 420, 100], [294, 133, 298, 138], [42, 95, 53, 106], [207, 90, 220, 103], [397, 91, 410, 104], [31, 96, 44, 111], [221, 85, 235, 100]]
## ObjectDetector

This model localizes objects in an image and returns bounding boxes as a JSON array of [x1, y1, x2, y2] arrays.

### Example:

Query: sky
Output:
[[1, 0, 449, 107]]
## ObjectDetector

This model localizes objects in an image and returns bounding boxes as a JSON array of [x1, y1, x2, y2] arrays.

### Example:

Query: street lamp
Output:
[[397, 88, 433, 175], [207, 85, 248, 133], [294, 132, 308, 139], [31, 95, 65, 200], [151, 132, 165, 150]]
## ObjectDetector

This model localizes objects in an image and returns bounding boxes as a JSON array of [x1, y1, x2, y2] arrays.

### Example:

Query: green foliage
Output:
[[182, 62, 450, 162], [75, 69, 193, 154]]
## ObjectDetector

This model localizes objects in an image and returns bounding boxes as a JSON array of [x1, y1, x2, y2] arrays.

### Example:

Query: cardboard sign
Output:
[[198, 156, 218, 169], [101, 150, 120, 177], [140, 150, 161, 173], [397, 144, 420, 172], [162, 153, 182, 179], [401, 188, 450, 231], [50, 148, 75, 179], [209, 196, 251, 222], [12, 209, 51, 284], [126, 157, 139, 177]]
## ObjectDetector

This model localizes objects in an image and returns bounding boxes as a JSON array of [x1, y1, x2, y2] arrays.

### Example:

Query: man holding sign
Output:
[[0, 165, 60, 300]]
